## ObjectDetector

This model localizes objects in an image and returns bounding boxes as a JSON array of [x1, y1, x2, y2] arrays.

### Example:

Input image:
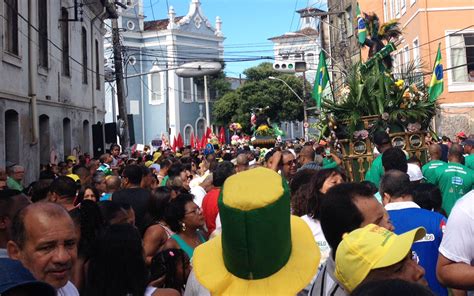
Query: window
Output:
[[410, 0, 416, 7], [82, 28, 88, 84], [412, 38, 420, 67], [38, 0, 48, 67], [389, 0, 395, 20], [63, 118, 71, 157], [61, 7, 70, 76], [5, 110, 19, 164], [196, 119, 205, 139], [184, 125, 192, 145], [449, 33, 474, 83], [195, 82, 205, 102], [383, 0, 388, 22], [345, 5, 353, 37], [148, 65, 163, 104], [39, 115, 50, 165], [403, 46, 410, 70], [95, 40, 100, 89], [395, 0, 400, 16], [83, 120, 90, 154], [182, 78, 192, 102], [4, 0, 19, 55], [401, 0, 406, 15]]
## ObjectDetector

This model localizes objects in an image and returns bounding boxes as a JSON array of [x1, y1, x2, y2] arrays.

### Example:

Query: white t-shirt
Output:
[[439, 190, 474, 294], [190, 186, 206, 208], [57, 281, 79, 296], [301, 215, 331, 267], [439, 190, 474, 264]]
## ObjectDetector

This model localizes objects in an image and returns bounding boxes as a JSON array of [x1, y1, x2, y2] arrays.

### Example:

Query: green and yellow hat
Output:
[[193, 167, 320, 295]]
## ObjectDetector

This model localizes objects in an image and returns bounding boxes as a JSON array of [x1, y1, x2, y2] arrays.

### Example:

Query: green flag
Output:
[[312, 51, 330, 108], [356, 3, 367, 45], [428, 44, 444, 102]]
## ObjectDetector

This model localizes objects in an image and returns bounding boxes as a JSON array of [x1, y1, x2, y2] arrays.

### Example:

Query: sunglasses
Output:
[[283, 159, 297, 166]]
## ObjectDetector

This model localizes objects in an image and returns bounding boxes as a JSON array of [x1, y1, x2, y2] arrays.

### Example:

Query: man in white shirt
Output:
[[7, 203, 80, 295], [437, 190, 474, 292]]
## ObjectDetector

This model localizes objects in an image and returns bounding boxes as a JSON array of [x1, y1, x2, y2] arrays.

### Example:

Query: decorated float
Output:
[[320, 14, 438, 182]]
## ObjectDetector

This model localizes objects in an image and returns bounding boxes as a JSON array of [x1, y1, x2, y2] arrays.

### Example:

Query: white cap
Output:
[[407, 163, 424, 181]]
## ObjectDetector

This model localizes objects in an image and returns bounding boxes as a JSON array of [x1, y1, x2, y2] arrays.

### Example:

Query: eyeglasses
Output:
[[283, 159, 297, 166], [185, 207, 202, 215]]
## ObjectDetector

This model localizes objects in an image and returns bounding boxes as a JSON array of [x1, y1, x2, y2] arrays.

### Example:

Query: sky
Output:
[[142, 0, 326, 78]]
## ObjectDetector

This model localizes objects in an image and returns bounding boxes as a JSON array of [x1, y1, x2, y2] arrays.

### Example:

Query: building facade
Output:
[[104, 0, 224, 146], [268, 8, 323, 140], [360, 0, 474, 136], [0, 0, 114, 183]]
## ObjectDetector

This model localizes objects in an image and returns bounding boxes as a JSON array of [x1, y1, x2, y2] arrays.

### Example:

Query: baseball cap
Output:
[[0, 258, 56, 295], [335, 224, 426, 292], [461, 138, 474, 146], [407, 163, 424, 182], [373, 131, 391, 146], [456, 132, 467, 139]]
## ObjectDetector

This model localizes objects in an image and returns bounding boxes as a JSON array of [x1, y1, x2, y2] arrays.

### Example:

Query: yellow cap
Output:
[[335, 224, 426, 292], [67, 155, 77, 162], [66, 174, 80, 182], [153, 152, 161, 162]]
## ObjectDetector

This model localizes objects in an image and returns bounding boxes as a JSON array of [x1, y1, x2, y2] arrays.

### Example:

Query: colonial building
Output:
[[268, 7, 323, 140], [359, 0, 474, 136], [0, 0, 114, 183], [104, 0, 224, 145]]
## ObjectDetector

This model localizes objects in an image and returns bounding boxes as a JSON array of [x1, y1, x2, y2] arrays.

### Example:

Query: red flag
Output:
[[177, 133, 184, 149], [205, 127, 212, 139], [171, 136, 177, 152], [201, 134, 207, 149], [219, 127, 226, 144], [190, 132, 195, 148]]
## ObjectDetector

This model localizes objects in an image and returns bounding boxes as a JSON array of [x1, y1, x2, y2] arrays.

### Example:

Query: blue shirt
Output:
[[386, 202, 447, 296]]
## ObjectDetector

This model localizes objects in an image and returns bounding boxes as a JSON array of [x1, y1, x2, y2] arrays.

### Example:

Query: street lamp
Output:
[[268, 76, 308, 141]]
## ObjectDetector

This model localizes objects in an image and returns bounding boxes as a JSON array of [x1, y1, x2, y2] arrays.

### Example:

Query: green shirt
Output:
[[434, 163, 474, 215], [422, 160, 446, 184], [322, 158, 339, 169], [364, 155, 384, 188], [7, 176, 23, 191], [465, 154, 474, 171]]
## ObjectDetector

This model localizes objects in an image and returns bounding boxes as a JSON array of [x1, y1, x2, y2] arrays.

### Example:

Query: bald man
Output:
[[422, 144, 445, 184], [7, 203, 79, 295], [235, 153, 249, 173], [297, 146, 320, 171]]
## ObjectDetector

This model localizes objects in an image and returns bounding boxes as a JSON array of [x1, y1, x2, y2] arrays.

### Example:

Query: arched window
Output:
[[83, 120, 90, 154], [39, 115, 50, 164], [184, 125, 193, 145], [5, 110, 19, 164], [63, 118, 71, 157], [196, 118, 205, 139], [82, 27, 88, 84]]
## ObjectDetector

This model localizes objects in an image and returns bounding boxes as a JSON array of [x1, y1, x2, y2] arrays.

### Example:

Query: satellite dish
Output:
[[176, 61, 222, 78]]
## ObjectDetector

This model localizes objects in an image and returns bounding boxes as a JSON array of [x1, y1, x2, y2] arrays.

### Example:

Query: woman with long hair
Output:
[[143, 187, 175, 266], [303, 168, 345, 266], [84, 224, 148, 296], [163, 194, 206, 259]]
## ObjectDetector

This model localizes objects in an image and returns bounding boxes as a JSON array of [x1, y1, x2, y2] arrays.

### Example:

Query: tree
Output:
[[212, 62, 313, 133]]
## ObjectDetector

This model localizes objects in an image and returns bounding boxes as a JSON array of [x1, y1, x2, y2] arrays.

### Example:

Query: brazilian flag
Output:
[[429, 44, 444, 102], [312, 51, 330, 109], [356, 3, 366, 45]]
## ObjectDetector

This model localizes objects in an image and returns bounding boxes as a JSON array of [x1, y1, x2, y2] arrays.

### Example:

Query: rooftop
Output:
[[268, 27, 319, 41], [144, 16, 184, 31]]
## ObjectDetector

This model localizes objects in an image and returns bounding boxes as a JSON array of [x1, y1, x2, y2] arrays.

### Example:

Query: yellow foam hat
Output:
[[66, 174, 80, 182], [193, 167, 320, 295], [335, 224, 426, 292]]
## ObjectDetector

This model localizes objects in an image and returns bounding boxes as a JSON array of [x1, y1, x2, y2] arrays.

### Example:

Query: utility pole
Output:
[[112, 18, 130, 150], [302, 71, 309, 142]]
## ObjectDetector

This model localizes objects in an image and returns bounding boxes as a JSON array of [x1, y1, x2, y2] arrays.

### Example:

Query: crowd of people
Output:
[[0, 130, 473, 296]]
